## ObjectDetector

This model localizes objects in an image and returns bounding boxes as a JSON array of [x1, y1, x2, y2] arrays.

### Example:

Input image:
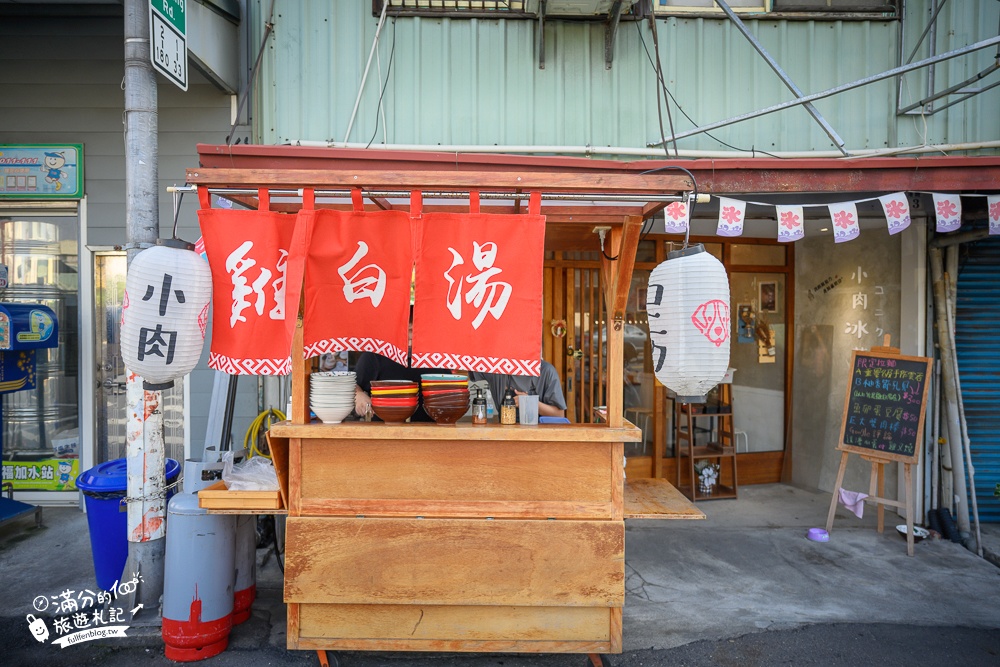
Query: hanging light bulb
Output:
[[646, 244, 731, 403], [120, 240, 212, 389]]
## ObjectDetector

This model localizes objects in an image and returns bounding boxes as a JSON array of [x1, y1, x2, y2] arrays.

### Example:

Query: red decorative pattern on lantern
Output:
[[691, 299, 731, 348], [197, 303, 209, 338]]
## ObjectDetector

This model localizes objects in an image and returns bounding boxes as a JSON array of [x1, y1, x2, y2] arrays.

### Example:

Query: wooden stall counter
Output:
[[268, 418, 700, 654]]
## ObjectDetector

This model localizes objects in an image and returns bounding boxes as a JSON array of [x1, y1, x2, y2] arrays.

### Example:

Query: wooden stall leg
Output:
[[588, 653, 613, 667], [316, 649, 340, 667], [825, 452, 849, 533]]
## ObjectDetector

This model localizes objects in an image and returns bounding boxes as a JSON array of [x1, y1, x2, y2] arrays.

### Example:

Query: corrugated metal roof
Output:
[[251, 0, 999, 155]]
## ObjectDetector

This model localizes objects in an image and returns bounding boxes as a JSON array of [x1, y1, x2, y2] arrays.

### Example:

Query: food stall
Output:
[[188, 145, 705, 665]]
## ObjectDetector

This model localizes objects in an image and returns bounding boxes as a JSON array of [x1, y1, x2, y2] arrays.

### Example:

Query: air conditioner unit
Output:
[[524, 0, 636, 17]]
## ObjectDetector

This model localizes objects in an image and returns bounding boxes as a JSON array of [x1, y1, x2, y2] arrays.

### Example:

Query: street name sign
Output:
[[150, 0, 188, 91]]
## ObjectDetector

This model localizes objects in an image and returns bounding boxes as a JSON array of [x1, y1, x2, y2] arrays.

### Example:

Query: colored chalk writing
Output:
[[840, 351, 931, 462]]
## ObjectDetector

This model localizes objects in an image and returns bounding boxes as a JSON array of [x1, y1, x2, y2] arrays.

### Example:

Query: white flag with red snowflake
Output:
[[877, 192, 911, 235], [716, 198, 745, 237], [663, 200, 690, 234], [988, 195, 1000, 235], [828, 202, 860, 244], [775, 205, 804, 243], [932, 194, 962, 233]]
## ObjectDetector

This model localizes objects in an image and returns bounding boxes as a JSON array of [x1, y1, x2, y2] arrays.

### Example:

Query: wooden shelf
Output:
[[271, 419, 641, 443], [677, 484, 738, 502], [679, 444, 735, 459], [675, 385, 738, 502]]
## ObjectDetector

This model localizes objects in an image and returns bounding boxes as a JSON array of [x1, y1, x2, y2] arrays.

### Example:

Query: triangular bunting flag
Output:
[[932, 194, 962, 233], [663, 200, 690, 234], [829, 202, 860, 243], [877, 192, 911, 235], [716, 198, 745, 237], [988, 195, 1000, 236], [775, 205, 804, 243]]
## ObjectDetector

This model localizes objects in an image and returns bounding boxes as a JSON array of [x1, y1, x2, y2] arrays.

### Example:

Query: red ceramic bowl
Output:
[[371, 403, 418, 423], [421, 388, 470, 397], [371, 396, 419, 406], [422, 394, 469, 406], [424, 402, 469, 425]]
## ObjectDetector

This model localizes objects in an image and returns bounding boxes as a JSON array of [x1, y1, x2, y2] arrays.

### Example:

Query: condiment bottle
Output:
[[500, 387, 518, 425], [472, 387, 488, 425]]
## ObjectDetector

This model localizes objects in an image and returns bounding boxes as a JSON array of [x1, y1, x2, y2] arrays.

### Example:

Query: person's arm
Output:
[[353, 353, 376, 418], [538, 363, 567, 418]]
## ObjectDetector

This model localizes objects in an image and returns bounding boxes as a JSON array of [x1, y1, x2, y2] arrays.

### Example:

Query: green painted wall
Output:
[[251, 1, 998, 156]]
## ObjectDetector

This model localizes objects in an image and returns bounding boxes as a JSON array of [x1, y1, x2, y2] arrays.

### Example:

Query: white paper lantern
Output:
[[121, 241, 212, 389], [646, 244, 731, 402]]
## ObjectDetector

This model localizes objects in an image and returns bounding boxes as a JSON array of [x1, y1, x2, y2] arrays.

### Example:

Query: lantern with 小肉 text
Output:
[[646, 244, 731, 403], [120, 241, 212, 389]]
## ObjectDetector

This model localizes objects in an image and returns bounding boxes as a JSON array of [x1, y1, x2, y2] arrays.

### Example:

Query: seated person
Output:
[[353, 351, 449, 422], [470, 359, 567, 419]]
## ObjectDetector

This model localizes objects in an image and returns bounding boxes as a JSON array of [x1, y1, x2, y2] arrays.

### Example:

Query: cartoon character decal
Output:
[[41, 152, 68, 191]]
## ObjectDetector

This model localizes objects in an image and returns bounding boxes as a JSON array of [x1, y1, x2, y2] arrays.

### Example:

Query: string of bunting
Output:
[[660, 192, 1000, 243]]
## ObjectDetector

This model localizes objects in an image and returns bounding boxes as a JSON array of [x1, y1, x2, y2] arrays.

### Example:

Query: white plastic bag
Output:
[[222, 450, 279, 491]]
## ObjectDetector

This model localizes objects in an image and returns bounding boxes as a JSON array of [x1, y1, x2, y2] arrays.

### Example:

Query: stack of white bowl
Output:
[[309, 371, 357, 424]]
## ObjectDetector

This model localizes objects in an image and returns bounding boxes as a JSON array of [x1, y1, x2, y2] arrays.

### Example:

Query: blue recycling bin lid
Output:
[[76, 458, 180, 496]]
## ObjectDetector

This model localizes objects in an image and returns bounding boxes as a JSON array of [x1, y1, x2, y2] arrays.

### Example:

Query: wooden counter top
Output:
[[270, 419, 642, 442]]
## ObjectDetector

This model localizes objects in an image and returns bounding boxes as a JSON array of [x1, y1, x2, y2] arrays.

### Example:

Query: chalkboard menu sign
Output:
[[838, 351, 932, 463]]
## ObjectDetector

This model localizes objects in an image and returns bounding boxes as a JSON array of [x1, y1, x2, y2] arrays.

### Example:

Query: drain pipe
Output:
[[928, 247, 971, 538]]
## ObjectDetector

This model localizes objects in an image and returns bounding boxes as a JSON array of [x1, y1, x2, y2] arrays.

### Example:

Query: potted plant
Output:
[[696, 461, 720, 494]]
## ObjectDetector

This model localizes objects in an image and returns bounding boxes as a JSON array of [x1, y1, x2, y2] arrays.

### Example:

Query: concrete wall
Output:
[[791, 227, 902, 495]]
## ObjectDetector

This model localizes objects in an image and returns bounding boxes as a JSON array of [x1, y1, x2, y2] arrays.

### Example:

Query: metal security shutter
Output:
[[955, 236, 1000, 523]]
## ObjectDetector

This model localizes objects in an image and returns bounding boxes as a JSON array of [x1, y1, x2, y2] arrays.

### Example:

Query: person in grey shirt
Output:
[[470, 360, 567, 419]]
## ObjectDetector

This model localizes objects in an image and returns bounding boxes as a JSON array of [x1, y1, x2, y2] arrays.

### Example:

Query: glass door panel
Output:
[[94, 252, 185, 465], [729, 272, 786, 452], [0, 214, 80, 492]]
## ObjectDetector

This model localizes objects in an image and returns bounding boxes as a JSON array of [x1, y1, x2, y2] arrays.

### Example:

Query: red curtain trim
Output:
[[208, 353, 291, 376], [410, 352, 540, 376], [303, 338, 407, 366]]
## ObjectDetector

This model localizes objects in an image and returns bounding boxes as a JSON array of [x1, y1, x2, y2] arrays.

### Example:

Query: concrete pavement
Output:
[[2, 483, 999, 665]]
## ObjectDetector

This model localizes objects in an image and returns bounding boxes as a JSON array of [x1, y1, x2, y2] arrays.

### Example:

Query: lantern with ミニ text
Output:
[[120, 241, 212, 389], [646, 244, 731, 403]]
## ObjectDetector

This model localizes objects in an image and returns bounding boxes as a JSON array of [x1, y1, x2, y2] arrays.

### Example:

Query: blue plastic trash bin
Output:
[[76, 458, 181, 591]]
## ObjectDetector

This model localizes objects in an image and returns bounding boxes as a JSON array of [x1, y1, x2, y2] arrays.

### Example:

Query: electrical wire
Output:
[[639, 165, 700, 249], [647, 11, 678, 157], [243, 408, 287, 459], [367, 18, 397, 150], [635, 21, 782, 159]]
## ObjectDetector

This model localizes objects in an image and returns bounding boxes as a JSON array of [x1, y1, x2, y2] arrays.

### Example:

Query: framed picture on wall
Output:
[[759, 281, 778, 313]]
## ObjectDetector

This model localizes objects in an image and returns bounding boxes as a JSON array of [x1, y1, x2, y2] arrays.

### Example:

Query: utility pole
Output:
[[122, 0, 167, 620]]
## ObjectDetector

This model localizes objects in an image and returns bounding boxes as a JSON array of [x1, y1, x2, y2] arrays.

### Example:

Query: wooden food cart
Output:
[[190, 145, 705, 664]]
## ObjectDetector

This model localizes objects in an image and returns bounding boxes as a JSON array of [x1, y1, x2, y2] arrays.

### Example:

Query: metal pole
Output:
[[713, 0, 847, 154], [649, 35, 1000, 147], [945, 247, 982, 555], [342, 0, 389, 143], [122, 0, 166, 619], [928, 247, 971, 537]]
